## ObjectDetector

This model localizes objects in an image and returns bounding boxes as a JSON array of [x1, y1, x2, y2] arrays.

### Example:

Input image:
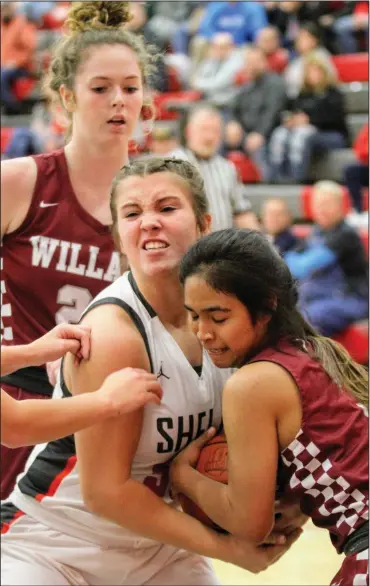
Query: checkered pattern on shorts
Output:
[[282, 430, 369, 539]]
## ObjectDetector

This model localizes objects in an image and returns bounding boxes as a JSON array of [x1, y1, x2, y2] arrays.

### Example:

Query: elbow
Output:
[[1, 433, 24, 449], [1, 425, 29, 449], [230, 515, 274, 545], [82, 487, 110, 516], [81, 483, 125, 517]]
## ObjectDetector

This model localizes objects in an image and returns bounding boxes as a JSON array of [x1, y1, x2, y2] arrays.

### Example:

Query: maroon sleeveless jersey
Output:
[[1, 149, 120, 394], [250, 343, 368, 554]]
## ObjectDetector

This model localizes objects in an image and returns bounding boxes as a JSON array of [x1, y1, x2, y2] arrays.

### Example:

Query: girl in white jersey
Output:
[[1, 159, 300, 585]]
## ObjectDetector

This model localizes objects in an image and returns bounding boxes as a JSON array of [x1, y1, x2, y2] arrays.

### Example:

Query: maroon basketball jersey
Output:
[[1, 149, 120, 393], [250, 342, 369, 554]]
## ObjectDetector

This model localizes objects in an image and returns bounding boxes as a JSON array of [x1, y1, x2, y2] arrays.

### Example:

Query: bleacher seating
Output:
[[343, 82, 369, 114], [332, 321, 369, 365], [227, 151, 261, 183], [332, 53, 369, 83], [13, 78, 36, 102]]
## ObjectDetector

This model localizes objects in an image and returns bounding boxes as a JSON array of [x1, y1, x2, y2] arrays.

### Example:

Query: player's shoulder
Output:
[[1, 155, 37, 190], [1, 156, 38, 234], [224, 360, 297, 405], [76, 302, 151, 375], [81, 301, 140, 343]]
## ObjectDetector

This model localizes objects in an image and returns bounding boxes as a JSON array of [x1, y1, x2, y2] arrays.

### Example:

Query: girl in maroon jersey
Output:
[[172, 228, 368, 586], [0, 1, 156, 499]]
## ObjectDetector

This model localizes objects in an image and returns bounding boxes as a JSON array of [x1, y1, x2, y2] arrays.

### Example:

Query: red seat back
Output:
[[227, 151, 261, 183], [333, 322, 369, 365], [332, 54, 369, 83], [13, 78, 35, 101]]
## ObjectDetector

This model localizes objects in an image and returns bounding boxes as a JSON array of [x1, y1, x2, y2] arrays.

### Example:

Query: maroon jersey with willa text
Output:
[[1, 149, 121, 394]]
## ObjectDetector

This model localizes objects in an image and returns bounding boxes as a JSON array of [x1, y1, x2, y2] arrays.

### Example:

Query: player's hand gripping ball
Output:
[[178, 431, 229, 532]]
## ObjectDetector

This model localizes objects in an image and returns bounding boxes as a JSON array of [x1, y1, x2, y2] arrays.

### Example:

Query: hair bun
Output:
[[65, 1, 132, 36]]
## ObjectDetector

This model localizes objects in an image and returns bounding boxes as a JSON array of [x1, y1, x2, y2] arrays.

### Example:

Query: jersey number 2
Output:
[[55, 285, 93, 325]]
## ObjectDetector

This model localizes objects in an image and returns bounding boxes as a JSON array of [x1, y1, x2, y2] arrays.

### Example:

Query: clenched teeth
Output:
[[144, 242, 168, 250]]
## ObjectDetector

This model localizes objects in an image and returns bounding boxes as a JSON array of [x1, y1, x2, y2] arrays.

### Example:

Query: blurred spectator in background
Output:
[[286, 181, 368, 337], [171, 105, 260, 232], [224, 46, 286, 180], [2, 101, 66, 159], [284, 22, 336, 98], [145, 1, 200, 52], [20, 2, 56, 25], [191, 1, 267, 67], [197, 1, 268, 45], [306, 1, 348, 54], [171, 2, 207, 55], [344, 122, 369, 218], [262, 198, 299, 256], [190, 32, 244, 109], [255, 26, 289, 74], [149, 126, 179, 156], [1, 1, 37, 114], [125, 2, 168, 92], [269, 56, 348, 183], [264, 1, 314, 52], [333, 1, 369, 54]]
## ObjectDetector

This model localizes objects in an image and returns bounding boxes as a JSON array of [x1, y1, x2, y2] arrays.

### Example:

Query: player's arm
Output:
[[171, 362, 298, 543], [1, 345, 38, 376], [69, 305, 293, 571], [1, 324, 91, 376], [1, 369, 162, 449], [1, 157, 37, 237]]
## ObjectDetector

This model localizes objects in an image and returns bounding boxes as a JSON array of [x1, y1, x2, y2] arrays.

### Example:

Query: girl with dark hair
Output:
[[172, 228, 368, 586]]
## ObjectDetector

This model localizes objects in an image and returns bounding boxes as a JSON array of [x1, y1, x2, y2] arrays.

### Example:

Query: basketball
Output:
[[179, 432, 228, 532]]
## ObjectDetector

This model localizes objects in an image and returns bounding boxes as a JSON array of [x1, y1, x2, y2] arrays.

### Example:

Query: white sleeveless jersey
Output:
[[7, 272, 233, 548]]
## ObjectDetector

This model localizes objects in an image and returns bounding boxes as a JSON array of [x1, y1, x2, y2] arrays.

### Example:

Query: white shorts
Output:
[[1, 514, 220, 586]]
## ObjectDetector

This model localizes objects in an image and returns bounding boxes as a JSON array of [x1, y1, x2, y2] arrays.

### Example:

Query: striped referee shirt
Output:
[[170, 147, 252, 232]]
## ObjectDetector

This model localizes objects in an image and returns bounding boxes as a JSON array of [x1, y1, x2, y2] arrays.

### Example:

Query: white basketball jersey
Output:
[[9, 272, 233, 548]]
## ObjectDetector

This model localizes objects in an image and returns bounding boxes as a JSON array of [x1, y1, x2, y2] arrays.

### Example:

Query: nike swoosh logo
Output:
[[40, 201, 59, 208]]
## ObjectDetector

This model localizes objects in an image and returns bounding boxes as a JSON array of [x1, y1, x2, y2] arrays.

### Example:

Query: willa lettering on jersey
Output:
[[30, 236, 121, 282]]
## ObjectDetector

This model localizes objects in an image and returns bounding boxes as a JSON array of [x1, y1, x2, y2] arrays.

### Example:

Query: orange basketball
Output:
[[179, 432, 228, 532]]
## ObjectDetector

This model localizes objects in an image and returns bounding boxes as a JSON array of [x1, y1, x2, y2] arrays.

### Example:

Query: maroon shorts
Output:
[[1, 384, 50, 500], [331, 549, 369, 586]]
